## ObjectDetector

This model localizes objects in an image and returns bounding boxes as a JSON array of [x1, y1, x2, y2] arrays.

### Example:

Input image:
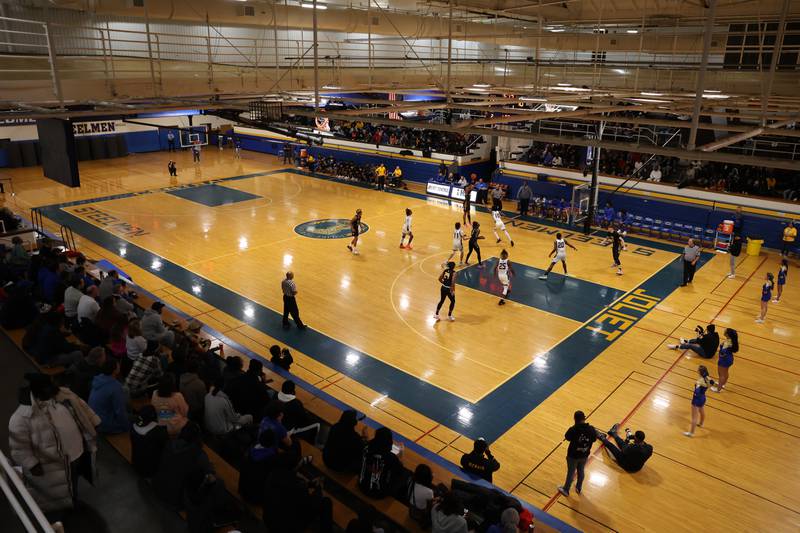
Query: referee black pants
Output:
[[682, 260, 696, 285], [283, 295, 304, 328], [519, 198, 529, 216]]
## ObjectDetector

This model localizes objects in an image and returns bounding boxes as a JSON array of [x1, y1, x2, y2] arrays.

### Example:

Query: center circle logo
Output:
[[294, 219, 370, 239]]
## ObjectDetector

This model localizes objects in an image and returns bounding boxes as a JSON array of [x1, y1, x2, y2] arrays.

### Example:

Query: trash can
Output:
[[746, 237, 764, 256]]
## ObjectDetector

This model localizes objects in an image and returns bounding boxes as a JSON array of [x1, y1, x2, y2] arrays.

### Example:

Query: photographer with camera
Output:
[[460, 438, 501, 483], [667, 323, 719, 359], [597, 425, 653, 473]]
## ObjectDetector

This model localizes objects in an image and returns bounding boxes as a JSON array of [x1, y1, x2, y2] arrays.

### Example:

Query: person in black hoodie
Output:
[[269, 344, 294, 372], [224, 359, 273, 423], [277, 380, 315, 440], [130, 405, 168, 479], [323, 410, 368, 473], [23, 311, 83, 367], [66, 346, 107, 401], [358, 427, 404, 499], [728, 234, 742, 279], [154, 422, 214, 508], [263, 452, 333, 533], [557, 410, 598, 497]]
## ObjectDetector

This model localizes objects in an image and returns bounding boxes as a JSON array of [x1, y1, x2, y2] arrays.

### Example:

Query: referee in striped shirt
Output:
[[281, 272, 306, 330]]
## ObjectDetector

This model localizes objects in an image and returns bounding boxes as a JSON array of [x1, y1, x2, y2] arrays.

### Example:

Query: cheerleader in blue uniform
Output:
[[756, 273, 774, 323], [713, 328, 739, 392], [684, 365, 715, 437], [773, 259, 788, 303]]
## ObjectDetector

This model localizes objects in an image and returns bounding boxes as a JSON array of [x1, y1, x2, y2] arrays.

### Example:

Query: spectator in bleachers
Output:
[[226, 358, 274, 421], [22, 311, 83, 368], [460, 438, 500, 483], [486, 508, 520, 533], [36, 259, 60, 304], [204, 378, 253, 436], [141, 301, 176, 347], [113, 282, 135, 318], [323, 409, 368, 473], [63, 275, 83, 327], [66, 346, 107, 401], [9, 372, 100, 512], [130, 405, 168, 479], [77, 285, 100, 323], [648, 166, 662, 182], [179, 359, 207, 423], [94, 296, 125, 339], [270, 344, 294, 372], [409, 463, 436, 526], [263, 451, 333, 533], [8, 236, 30, 270], [98, 269, 119, 302], [259, 400, 295, 453], [358, 426, 404, 499], [154, 422, 213, 508], [126, 318, 147, 363], [0, 280, 38, 329], [431, 491, 468, 533], [222, 355, 244, 387], [277, 380, 311, 432], [88, 358, 130, 434], [125, 341, 164, 397], [151, 373, 189, 436], [239, 428, 277, 504]]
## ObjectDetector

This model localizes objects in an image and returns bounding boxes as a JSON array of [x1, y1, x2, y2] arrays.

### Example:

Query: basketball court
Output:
[[6, 147, 797, 532]]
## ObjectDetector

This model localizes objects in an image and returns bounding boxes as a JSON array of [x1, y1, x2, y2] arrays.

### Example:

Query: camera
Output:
[[695, 325, 704, 336]]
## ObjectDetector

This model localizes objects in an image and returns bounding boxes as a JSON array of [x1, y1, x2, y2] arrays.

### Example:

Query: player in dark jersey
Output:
[[465, 221, 485, 267], [434, 262, 457, 321], [611, 226, 625, 276], [462, 184, 473, 226], [347, 208, 362, 255]]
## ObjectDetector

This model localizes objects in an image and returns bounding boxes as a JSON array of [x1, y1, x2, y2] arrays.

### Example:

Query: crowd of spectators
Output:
[[287, 115, 481, 155], [518, 141, 796, 199], [1, 231, 539, 532]]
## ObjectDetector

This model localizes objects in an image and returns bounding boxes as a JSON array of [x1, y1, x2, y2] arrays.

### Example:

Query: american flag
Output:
[[388, 92, 400, 120]]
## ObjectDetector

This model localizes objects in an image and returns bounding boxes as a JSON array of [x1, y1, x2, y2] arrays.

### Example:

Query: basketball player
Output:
[[347, 209, 363, 255], [465, 221, 485, 267], [539, 232, 577, 279], [434, 261, 457, 321], [611, 226, 625, 275], [400, 208, 414, 249], [234, 137, 241, 158], [491, 206, 514, 246], [444, 222, 465, 266], [495, 249, 516, 305], [463, 184, 474, 226]]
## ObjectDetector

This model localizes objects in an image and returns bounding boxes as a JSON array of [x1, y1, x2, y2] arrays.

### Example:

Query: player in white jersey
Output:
[[491, 206, 515, 247], [495, 249, 516, 305], [444, 222, 465, 266], [539, 232, 578, 280], [399, 208, 414, 249]]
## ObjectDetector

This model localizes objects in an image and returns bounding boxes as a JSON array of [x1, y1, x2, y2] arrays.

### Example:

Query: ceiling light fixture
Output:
[[473, 82, 492, 88], [549, 28, 565, 32], [641, 91, 663, 96], [626, 29, 639, 34], [612, 68, 627, 74], [557, 82, 571, 87], [301, 2, 327, 9]]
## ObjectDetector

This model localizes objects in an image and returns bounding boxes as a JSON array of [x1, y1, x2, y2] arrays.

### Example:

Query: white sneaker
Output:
[[433, 314, 440, 321], [448, 316, 455, 321], [755, 318, 764, 323], [680, 338, 687, 344], [538, 274, 547, 280], [771, 299, 779, 303], [683, 432, 693, 438], [352, 250, 359, 255], [727, 274, 736, 279], [667, 344, 678, 349], [710, 386, 720, 392]]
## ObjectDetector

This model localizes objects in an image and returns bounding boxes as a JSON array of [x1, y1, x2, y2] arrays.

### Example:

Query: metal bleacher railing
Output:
[[0, 450, 59, 533]]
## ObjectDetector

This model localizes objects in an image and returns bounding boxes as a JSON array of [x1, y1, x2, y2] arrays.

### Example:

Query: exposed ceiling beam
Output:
[[455, 104, 662, 128], [698, 117, 798, 152]]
